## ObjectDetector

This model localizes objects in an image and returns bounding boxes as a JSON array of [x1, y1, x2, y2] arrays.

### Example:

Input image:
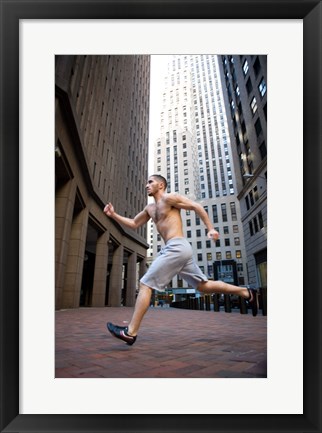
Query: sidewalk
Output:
[[55, 306, 267, 378]]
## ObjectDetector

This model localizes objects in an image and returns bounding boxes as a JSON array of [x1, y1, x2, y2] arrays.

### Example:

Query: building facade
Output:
[[151, 55, 248, 297], [218, 55, 267, 289], [55, 55, 150, 310]]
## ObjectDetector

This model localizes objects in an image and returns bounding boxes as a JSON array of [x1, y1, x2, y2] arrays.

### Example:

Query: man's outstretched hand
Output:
[[207, 228, 220, 242], [103, 202, 115, 217]]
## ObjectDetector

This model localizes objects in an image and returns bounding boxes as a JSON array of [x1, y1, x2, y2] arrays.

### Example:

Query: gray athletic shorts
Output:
[[140, 237, 208, 292]]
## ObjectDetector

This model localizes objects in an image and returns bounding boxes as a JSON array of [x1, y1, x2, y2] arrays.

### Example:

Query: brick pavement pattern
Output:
[[55, 307, 267, 378]]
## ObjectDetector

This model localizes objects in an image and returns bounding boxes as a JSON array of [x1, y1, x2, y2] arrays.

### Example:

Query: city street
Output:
[[55, 306, 267, 378]]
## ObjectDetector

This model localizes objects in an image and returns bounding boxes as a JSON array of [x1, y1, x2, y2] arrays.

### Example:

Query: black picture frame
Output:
[[1, 1, 321, 432]]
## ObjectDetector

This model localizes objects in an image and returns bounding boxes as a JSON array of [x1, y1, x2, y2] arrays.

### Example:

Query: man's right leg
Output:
[[107, 283, 152, 345], [127, 283, 152, 336]]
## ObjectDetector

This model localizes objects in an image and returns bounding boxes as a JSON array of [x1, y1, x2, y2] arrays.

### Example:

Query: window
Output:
[[250, 96, 258, 114], [225, 238, 230, 246], [254, 186, 259, 202], [197, 241, 202, 249], [173, 130, 177, 142], [233, 225, 239, 233], [206, 240, 211, 248], [197, 253, 203, 262], [242, 59, 249, 75], [221, 203, 227, 222], [245, 196, 250, 211], [253, 217, 259, 232], [212, 204, 218, 223], [255, 118, 262, 137], [187, 230, 191, 238], [249, 221, 254, 236], [196, 229, 201, 237], [187, 219, 191, 226], [258, 211, 264, 229], [259, 141, 267, 159], [223, 226, 229, 234], [258, 77, 267, 97], [246, 77, 252, 94], [249, 191, 254, 206], [230, 202, 237, 221], [226, 251, 232, 259], [236, 250, 242, 259], [234, 237, 240, 245], [253, 56, 261, 76], [216, 252, 222, 260], [207, 253, 212, 261]]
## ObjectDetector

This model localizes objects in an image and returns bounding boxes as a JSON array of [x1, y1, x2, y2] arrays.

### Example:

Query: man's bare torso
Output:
[[146, 196, 183, 243]]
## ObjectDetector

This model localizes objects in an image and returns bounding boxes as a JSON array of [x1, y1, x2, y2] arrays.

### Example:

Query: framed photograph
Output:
[[1, 1, 321, 432]]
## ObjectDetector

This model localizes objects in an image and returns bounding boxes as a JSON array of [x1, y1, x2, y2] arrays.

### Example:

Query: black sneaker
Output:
[[246, 288, 259, 317], [107, 322, 137, 346]]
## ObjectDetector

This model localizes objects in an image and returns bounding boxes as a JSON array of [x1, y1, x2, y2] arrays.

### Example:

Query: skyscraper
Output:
[[55, 55, 150, 309], [218, 55, 267, 291], [151, 55, 248, 298]]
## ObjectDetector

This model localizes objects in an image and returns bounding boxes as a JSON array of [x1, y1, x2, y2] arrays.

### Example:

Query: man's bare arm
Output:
[[165, 193, 219, 241], [103, 203, 150, 229]]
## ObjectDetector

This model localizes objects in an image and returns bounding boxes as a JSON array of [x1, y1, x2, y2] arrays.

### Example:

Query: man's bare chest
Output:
[[149, 204, 164, 224], [149, 203, 177, 224]]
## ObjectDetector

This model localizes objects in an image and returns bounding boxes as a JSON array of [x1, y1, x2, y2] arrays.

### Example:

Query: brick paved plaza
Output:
[[55, 306, 267, 379]]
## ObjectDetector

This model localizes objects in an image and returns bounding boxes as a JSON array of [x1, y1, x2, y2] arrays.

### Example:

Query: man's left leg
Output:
[[197, 280, 259, 316], [198, 280, 248, 297]]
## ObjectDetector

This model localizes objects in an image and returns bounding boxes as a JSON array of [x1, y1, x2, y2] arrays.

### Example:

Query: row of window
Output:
[[249, 211, 265, 236], [212, 202, 237, 223], [245, 185, 259, 210], [197, 250, 242, 261], [156, 242, 242, 261]]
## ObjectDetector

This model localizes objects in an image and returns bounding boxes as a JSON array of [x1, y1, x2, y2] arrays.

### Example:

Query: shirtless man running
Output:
[[104, 174, 258, 346]]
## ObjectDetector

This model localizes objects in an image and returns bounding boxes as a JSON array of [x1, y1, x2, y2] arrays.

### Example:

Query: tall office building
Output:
[[152, 55, 248, 298], [55, 55, 150, 309], [218, 55, 267, 290]]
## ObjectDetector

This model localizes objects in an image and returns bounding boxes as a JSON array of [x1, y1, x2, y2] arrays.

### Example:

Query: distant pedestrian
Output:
[[104, 174, 258, 345]]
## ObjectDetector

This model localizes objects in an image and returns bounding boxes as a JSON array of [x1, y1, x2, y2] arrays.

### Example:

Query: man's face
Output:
[[146, 177, 160, 196]]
